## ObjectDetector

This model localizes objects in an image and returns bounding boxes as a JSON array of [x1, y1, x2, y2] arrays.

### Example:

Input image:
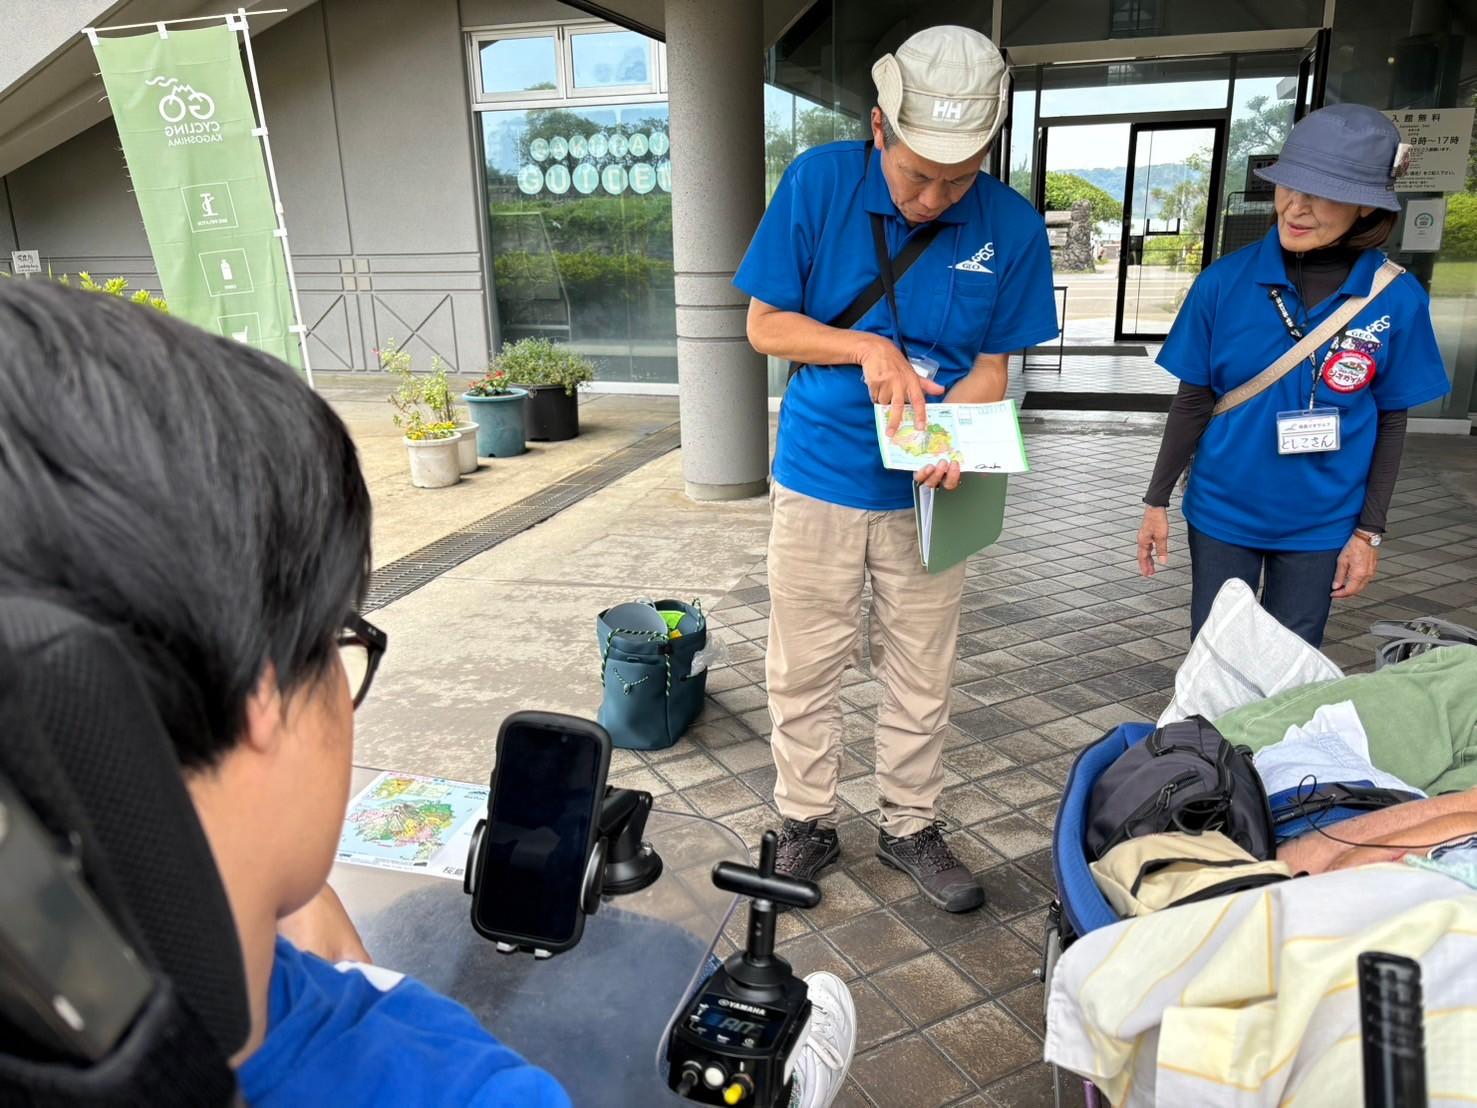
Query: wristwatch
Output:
[[1353, 529, 1383, 548]]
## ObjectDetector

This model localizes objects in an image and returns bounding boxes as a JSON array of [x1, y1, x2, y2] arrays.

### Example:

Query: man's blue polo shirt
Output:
[[734, 140, 1058, 511], [1158, 225, 1449, 551], [237, 938, 570, 1107]]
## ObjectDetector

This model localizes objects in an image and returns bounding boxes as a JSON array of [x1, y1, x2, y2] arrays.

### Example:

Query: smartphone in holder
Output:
[[466, 711, 612, 956]]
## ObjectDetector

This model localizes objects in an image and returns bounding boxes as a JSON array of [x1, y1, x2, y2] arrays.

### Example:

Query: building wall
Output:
[[0, 0, 491, 372], [0, 178, 15, 257]]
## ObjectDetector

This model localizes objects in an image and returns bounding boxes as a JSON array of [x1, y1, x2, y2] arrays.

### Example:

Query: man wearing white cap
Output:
[[734, 27, 1058, 912]]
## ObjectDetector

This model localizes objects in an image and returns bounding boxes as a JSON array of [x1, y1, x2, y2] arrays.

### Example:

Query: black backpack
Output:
[[1086, 717, 1276, 862]]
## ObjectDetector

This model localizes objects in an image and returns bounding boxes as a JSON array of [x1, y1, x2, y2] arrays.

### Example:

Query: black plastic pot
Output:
[[520, 383, 580, 441]]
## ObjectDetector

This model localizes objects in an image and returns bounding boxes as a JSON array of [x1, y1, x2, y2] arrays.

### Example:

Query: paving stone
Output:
[[873, 952, 985, 1025], [850, 1035, 971, 1108], [944, 925, 1041, 996], [929, 1001, 1043, 1087], [775, 930, 859, 982], [825, 908, 930, 974]]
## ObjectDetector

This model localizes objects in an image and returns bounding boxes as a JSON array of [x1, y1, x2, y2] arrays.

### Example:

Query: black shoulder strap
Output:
[[787, 147, 947, 383]]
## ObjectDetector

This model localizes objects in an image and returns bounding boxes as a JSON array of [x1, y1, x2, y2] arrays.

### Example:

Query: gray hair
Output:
[[878, 108, 899, 149]]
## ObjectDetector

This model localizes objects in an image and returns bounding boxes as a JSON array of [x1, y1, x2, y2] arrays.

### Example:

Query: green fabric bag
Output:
[[1214, 645, 1477, 794], [596, 599, 708, 751]]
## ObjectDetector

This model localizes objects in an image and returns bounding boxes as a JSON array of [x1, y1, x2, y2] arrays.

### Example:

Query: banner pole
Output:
[[231, 8, 314, 387]]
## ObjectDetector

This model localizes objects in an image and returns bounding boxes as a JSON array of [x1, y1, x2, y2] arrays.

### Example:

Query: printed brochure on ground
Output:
[[337, 770, 488, 881]]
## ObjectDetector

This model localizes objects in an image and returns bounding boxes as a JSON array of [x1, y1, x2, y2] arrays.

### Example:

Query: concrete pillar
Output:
[[665, 0, 769, 501]]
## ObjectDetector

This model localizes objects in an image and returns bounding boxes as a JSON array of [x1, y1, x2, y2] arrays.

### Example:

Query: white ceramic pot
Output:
[[454, 421, 479, 474], [405, 433, 462, 489]]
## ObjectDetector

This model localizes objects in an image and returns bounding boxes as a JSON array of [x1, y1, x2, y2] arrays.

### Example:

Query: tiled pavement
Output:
[[606, 426, 1477, 1108]]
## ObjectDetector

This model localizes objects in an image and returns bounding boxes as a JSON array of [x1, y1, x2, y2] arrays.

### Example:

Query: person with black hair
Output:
[[1135, 104, 1450, 646], [0, 280, 859, 1108], [0, 279, 569, 1106]]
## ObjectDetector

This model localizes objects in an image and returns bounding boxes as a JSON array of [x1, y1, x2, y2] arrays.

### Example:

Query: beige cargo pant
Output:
[[767, 482, 967, 837]]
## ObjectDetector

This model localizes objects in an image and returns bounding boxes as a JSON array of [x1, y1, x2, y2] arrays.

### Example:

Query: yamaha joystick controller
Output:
[[667, 831, 821, 1107]]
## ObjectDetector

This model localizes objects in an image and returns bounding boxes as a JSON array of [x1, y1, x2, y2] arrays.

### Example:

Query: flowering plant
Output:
[[467, 369, 515, 397]]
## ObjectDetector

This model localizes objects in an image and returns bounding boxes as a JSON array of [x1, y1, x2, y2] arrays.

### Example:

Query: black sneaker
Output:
[[877, 821, 985, 913], [773, 818, 841, 899]]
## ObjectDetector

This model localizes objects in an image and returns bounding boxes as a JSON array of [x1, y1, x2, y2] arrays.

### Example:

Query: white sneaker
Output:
[[787, 971, 857, 1108]]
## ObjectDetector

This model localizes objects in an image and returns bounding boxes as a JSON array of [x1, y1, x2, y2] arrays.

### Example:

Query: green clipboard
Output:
[[912, 474, 1008, 573]]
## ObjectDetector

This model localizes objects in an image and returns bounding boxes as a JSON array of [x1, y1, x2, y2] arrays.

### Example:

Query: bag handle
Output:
[[1211, 259, 1404, 418]]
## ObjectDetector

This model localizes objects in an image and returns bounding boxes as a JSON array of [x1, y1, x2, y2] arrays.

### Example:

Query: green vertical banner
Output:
[[92, 24, 301, 369]]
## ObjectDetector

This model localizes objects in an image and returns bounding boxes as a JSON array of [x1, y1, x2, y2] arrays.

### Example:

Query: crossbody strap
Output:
[[787, 148, 946, 383], [1210, 259, 1405, 418]]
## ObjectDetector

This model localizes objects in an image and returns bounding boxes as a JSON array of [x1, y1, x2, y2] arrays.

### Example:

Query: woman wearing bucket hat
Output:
[[1135, 103, 1450, 646]]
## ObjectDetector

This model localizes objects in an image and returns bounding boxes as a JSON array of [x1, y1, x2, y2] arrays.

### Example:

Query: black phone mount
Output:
[[600, 786, 663, 896], [666, 831, 821, 1106], [465, 786, 662, 958]]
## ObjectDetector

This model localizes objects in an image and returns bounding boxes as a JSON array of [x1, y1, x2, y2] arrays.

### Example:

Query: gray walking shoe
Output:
[[774, 818, 841, 898], [877, 821, 985, 913]]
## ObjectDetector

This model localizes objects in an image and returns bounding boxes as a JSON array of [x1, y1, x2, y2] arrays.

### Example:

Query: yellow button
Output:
[[723, 1083, 747, 1105]]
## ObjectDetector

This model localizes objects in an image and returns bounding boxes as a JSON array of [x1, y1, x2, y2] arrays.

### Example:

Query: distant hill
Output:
[[1058, 163, 1204, 218]]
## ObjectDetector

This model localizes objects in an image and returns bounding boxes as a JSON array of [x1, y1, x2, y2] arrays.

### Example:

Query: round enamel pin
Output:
[[1321, 348, 1377, 393]]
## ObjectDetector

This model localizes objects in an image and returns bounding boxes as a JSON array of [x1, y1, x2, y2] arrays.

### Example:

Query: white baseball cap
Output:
[[872, 26, 1010, 166]]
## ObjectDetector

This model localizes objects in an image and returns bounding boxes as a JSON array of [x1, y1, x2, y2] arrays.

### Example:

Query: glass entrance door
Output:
[[1033, 122, 1130, 345], [1115, 120, 1226, 342], [1294, 28, 1331, 122]]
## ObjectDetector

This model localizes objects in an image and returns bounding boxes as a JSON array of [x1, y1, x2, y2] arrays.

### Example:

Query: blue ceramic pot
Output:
[[461, 389, 528, 457]]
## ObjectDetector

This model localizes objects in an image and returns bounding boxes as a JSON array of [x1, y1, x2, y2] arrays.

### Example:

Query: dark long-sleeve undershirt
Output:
[[1141, 241, 1409, 534], [1143, 386, 1409, 533]]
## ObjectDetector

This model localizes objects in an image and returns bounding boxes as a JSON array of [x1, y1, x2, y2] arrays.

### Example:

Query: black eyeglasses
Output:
[[338, 613, 388, 709]]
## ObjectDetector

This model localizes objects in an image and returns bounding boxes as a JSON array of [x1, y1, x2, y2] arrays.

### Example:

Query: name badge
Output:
[[1277, 407, 1341, 455]]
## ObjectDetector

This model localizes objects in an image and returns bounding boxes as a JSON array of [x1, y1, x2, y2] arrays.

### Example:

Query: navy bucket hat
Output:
[[1254, 103, 1406, 212]]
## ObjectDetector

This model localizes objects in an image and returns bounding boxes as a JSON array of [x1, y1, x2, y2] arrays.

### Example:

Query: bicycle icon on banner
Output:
[[147, 76, 216, 123]]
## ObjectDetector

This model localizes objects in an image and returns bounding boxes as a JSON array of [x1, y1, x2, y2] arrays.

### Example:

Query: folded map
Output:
[[873, 400, 1030, 474]]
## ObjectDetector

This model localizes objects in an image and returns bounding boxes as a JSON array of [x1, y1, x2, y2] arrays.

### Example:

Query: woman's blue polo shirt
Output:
[[734, 141, 1059, 511], [1158, 226, 1450, 551]]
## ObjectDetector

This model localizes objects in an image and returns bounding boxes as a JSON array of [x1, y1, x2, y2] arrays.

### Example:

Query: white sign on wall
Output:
[[10, 249, 40, 275], [1400, 198, 1447, 252], [1383, 107, 1475, 193]]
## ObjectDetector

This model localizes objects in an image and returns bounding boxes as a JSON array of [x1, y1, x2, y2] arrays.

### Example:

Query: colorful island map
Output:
[[336, 771, 488, 880], [873, 401, 1030, 474], [888, 421, 963, 465]]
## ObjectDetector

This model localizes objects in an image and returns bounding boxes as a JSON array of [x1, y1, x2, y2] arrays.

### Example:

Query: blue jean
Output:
[[1187, 524, 1343, 647]]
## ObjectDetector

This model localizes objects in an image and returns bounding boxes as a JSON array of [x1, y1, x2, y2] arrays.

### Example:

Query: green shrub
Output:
[[1443, 192, 1477, 260], [489, 337, 596, 395], [493, 251, 674, 301], [42, 271, 168, 312], [1044, 172, 1123, 223], [1141, 233, 1204, 271]]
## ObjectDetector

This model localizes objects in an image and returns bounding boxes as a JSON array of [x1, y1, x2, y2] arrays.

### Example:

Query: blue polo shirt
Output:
[[734, 141, 1058, 511], [1159, 226, 1449, 551], [238, 938, 570, 1107]]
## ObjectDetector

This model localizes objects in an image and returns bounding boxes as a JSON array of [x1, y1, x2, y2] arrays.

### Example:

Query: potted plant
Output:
[[463, 370, 528, 457], [491, 338, 594, 441], [424, 355, 479, 475], [383, 339, 463, 488]]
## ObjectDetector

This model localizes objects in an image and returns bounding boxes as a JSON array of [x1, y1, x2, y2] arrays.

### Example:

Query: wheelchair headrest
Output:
[[0, 594, 249, 1058]]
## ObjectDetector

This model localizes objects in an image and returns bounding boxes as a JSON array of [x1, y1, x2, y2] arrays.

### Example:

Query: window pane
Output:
[[480, 36, 558, 96], [1040, 58, 1230, 117], [1217, 56, 1297, 260], [482, 103, 675, 383], [1002, 0, 1322, 46], [571, 31, 651, 89]]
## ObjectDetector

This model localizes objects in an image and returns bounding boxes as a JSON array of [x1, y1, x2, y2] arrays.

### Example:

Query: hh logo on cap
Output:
[[932, 99, 964, 122]]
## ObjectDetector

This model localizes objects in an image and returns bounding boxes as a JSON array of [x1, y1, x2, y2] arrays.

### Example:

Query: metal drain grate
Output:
[[362, 423, 681, 612]]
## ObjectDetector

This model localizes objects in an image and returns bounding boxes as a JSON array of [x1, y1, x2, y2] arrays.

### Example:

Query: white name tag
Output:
[[1277, 408, 1341, 455]]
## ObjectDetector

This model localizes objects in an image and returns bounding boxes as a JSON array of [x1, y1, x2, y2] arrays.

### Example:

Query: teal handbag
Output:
[[597, 599, 708, 751]]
